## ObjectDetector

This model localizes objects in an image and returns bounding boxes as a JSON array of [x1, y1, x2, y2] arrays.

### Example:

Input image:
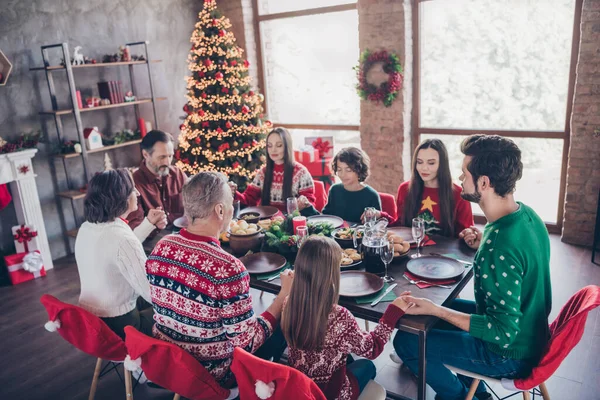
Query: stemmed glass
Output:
[[287, 197, 299, 216], [379, 239, 395, 283], [296, 226, 308, 248], [411, 218, 425, 258]]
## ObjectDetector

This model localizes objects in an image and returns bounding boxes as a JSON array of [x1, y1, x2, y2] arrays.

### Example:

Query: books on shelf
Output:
[[97, 80, 125, 105]]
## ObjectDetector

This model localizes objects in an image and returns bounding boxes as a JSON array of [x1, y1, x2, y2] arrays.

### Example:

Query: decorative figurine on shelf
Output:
[[104, 154, 113, 171], [102, 53, 120, 63], [119, 46, 131, 62], [85, 97, 101, 108], [100, 98, 111, 106], [59, 140, 81, 154], [131, 54, 146, 62], [72, 46, 84, 66], [74, 143, 82, 153], [124, 91, 136, 102], [83, 127, 104, 150]]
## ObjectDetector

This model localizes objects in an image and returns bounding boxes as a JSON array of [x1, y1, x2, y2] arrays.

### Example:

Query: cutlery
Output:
[[429, 252, 472, 266], [402, 274, 452, 289], [266, 274, 279, 282], [371, 283, 398, 307]]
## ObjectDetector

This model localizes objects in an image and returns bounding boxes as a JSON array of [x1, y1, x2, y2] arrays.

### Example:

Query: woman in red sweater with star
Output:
[[378, 139, 473, 237], [282, 236, 413, 400], [230, 127, 316, 213]]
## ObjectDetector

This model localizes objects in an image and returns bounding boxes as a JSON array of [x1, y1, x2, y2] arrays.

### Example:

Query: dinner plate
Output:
[[239, 206, 279, 220], [307, 214, 344, 229], [239, 252, 287, 275], [173, 216, 189, 228], [406, 255, 464, 280], [339, 271, 384, 297], [387, 226, 416, 244]]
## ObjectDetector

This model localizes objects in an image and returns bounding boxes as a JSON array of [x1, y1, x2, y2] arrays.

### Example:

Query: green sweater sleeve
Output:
[[469, 251, 524, 348], [321, 185, 336, 216]]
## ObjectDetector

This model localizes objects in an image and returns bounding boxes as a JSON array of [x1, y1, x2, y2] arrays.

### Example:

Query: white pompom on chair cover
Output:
[[444, 285, 600, 400]]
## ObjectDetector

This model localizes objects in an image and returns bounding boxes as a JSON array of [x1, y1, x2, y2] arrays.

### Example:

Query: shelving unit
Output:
[[32, 41, 165, 242]]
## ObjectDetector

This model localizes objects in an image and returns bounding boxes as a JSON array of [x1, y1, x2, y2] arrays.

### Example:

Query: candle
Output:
[[138, 117, 147, 137], [145, 121, 152, 133], [292, 216, 307, 235]]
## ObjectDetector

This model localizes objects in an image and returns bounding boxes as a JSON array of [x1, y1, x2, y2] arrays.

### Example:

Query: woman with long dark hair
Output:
[[75, 169, 154, 339], [231, 127, 316, 213], [379, 139, 473, 236]]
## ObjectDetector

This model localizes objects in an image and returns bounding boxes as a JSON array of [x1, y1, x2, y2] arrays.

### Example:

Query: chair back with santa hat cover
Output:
[[501, 285, 600, 391], [123, 326, 233, 400], [379, 192, 398, 222], [40, 294, 127, 361], [230, 347, 326, 400]]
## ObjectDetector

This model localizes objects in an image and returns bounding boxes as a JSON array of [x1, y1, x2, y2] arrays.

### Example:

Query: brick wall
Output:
[[357, 0, 407, 194], [562, 0, 600, 246]]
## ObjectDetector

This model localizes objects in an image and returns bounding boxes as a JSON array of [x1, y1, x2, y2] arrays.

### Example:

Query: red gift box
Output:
[[294, 148, 319, 164], [304, 157, 335, 190], [4, 251, 46, 285]]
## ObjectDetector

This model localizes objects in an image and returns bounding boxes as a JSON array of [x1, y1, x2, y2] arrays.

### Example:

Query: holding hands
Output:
[[392, 290, 415, 312], [459, 226, 482, 249], [147, 207, 168, 230]]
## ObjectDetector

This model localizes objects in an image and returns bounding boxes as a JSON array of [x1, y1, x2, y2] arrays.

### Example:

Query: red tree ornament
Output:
[[241, 105, 250, 114], [198, 110, 205, 117], [195, 137, 201, 144], [179, 124, 185, 131], [225, 121, 233, 129], [243, 60, 250, 68], [219, 30, 226, 37], [215, 72, 224, 80], [204, 59, 212, 67]]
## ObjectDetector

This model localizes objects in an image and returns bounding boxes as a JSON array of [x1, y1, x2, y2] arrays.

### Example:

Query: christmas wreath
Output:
[[355, 49, 403, 107]]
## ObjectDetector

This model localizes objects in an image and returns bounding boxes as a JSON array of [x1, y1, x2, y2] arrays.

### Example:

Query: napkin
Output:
[[410, 235, 436, 248], [256, 263, 292, 281], [354, 283, 397, 304], [403, 271, 458, 289]]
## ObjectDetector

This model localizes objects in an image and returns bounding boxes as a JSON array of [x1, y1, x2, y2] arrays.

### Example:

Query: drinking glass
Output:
[[411, 218, 425, 258], [363, 207, 377, 225], [233, 200, 241, 219], [287, 197, 299, 216], [296, 226, 308, 248], [379, 239, 395, 282]]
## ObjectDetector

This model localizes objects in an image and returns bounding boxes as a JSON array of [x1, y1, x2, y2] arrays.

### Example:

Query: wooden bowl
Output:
[[237, 212, 260, 224], [332, 227, 363, 249], [229, 229, 264, 256]]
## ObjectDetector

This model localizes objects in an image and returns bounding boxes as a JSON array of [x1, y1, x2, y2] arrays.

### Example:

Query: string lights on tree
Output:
[[175, 0, 271, 189]]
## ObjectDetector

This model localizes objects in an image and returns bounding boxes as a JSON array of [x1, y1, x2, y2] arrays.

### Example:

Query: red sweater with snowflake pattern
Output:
[[235, 162, 316, 213], [286, 304, 405, 400], [146, 229, 276, 387]]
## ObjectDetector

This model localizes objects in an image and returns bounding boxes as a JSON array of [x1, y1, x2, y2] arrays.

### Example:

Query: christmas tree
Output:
[[175, 0, 271, 190]]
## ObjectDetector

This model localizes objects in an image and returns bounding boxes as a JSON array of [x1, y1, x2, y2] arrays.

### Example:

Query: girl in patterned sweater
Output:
[[230, 127, 316, 213], [281, 236, 413, 400]]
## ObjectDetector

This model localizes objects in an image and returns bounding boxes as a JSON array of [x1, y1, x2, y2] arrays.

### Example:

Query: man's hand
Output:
[[392, 290, 415, 312], [278, 269, 294, 297], [398, 295, 439, 316], [297, 195, 311, 211], [148, 208, 167, 230], [459, 226, 482, 249]]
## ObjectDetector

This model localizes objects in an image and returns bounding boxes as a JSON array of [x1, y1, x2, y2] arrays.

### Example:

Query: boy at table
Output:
[[393, 135, 551, 400]]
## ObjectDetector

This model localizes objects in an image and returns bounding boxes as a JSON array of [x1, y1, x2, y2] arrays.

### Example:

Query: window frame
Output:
[[411, 0, 584, 232], [252, 1, 360, 133]]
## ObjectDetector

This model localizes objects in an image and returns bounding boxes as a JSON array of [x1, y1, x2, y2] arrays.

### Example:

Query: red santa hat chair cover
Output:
[[444, 285, 600, 400]]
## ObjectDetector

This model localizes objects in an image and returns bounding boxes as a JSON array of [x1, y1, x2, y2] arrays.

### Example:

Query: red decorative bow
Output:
[[14, 225, 38, 252], [311, 138, 332, 159]]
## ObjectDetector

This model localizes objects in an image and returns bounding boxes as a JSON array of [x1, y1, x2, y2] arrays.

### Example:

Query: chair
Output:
[[358, 380, 387, 400], [379, 192, 398, 222], [40, 294, 133, 400], [123, 326, 238, 400], [444, 285, 600, 400], [312, 179, 327, 212]]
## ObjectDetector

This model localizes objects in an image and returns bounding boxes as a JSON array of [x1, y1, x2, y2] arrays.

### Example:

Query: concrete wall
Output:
[[0, 0, 203, 259]]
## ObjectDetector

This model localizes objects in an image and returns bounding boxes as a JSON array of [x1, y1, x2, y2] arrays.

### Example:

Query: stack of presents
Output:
[[3, 224, 46, 285], [293, 137, 335, 190]]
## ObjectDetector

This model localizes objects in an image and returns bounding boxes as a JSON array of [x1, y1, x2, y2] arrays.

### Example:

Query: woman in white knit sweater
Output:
[[75, 169, 154, 338]]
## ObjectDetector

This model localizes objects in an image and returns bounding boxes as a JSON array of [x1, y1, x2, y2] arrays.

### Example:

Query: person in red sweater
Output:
[[377, 139, 473, 237], [281, 236, 413, 400], [147, 171, 294, 387], [229, 127, 316, 214]]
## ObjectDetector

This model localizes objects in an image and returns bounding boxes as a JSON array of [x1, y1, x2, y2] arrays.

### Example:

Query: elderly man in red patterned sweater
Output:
[[146, 171, 293, 388]]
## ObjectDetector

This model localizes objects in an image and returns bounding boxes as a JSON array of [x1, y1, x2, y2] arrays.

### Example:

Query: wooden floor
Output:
[[0, 234, 598, 400]]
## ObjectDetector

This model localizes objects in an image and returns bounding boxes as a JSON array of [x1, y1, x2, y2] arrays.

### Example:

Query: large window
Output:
[[414, 0, 581, 226], [255, 1, 360, 151]]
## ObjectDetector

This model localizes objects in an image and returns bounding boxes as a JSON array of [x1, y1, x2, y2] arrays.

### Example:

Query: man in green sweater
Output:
[[393, 135, 552, 400]]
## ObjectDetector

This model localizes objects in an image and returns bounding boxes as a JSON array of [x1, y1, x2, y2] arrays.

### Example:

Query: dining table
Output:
[[143, 227, 476, 400]]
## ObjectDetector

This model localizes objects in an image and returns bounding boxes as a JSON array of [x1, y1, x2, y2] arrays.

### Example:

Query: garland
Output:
[[355, 49, 403, 107], [0, 131, 41, 154]]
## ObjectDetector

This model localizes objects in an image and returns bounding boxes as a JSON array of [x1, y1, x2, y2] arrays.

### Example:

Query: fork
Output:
[[402, 274, 452, 289]]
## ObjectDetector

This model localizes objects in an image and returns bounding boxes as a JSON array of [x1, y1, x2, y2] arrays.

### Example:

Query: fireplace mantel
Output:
[[0, 149, 54, 270]]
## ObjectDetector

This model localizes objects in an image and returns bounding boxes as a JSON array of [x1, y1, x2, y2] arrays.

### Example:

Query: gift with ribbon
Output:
[[293, 145, 319, 164], [12, 224, 39, 253], [4, 250, 46, 285], [311, 138, 333, 159], [304, 156, 335, 190]]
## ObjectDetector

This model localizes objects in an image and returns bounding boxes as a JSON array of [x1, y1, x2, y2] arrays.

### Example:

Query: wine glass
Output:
[[411, 218, 425, 258], [379, 239, 394, 283], [296, 226, 308, 248], [287, 197, 299, 216], [233, 200, 241, 219]]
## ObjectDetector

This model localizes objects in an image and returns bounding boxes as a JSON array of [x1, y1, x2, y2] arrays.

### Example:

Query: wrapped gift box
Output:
[[4, 251, 46, 285], [304, 157, 335, 190], [12, 224, 40, 253], [293, 147, 319, 164]]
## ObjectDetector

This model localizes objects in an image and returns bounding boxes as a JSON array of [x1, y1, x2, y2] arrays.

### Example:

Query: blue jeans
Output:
[[393, 299, 535, 400], [346, 359, 377, 394]]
